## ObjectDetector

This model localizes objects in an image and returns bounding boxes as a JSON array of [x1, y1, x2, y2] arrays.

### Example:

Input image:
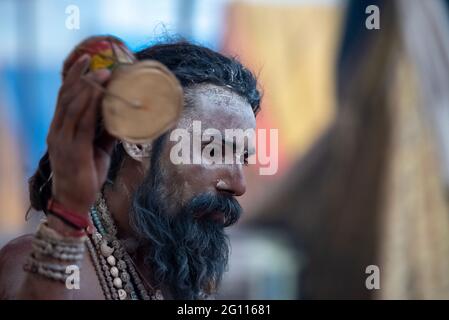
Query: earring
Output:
[[122, 141, 152, 162]]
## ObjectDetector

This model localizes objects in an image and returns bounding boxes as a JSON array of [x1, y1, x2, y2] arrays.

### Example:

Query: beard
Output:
[[129, 136, 242, 300]]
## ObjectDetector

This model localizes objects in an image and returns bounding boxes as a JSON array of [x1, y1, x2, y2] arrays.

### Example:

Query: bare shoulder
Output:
[[0, 234, 34, 299], [0, 234, 34, 266]]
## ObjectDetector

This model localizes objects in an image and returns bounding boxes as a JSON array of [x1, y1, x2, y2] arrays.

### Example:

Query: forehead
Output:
[[177, 84, 256, 132]]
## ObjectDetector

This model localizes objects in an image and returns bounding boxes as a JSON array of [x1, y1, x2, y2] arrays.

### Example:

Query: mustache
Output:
[[183, 193, 242, 227]]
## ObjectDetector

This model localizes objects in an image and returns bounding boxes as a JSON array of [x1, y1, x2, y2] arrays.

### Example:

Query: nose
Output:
[[215, 165, 247, 196]]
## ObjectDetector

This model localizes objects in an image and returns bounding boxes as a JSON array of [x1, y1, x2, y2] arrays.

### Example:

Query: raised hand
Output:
[[47, 54, 115, 215]]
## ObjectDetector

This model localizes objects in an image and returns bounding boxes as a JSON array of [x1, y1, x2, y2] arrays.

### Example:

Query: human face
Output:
[[129, 84, 256, 298], [155, 83, 256, 223]]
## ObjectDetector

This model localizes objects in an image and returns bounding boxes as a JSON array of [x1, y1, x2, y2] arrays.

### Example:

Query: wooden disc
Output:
[[102, 60, 183, 143]]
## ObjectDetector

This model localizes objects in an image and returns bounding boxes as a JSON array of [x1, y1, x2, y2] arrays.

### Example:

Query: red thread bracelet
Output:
[[47, 198, 93, 233]]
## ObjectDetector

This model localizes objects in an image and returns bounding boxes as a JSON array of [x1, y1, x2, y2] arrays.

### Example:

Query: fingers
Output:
[[50, 55, 91, 133], [60, 84, 95, 139], [60, 69, 111, 140], [64, 54, 91, 87], [74, 86, 102, 142], [72, 69, 111, 142]]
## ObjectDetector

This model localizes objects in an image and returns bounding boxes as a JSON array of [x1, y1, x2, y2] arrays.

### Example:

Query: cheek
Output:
[[159, 138, 235, 206], [165, 162, 219, 204], [160, 139, 216, 204]]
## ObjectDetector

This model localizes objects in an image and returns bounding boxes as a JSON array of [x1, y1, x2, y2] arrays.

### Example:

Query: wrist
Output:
[[51, 191, 92, 214], [46, 197, 94, 236], [46, 215, 86, 237]]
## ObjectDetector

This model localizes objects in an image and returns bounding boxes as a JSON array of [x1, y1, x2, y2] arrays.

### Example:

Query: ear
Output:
[[122, 141, 152, 162]]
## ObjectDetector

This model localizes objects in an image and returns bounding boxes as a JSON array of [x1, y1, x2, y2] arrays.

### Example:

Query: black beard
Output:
[[129, 137, 242, 299]]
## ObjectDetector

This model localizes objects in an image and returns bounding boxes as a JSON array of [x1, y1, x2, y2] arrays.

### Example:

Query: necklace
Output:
[[86, 192, 164, 300]]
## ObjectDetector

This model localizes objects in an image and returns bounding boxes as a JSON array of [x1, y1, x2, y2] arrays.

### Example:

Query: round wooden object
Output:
[[102, 60, 183, 143]]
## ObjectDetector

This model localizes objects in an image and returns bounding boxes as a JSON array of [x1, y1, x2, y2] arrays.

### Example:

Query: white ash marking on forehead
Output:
[[183, 83, 248, 112], [175, 84, 254, 132]]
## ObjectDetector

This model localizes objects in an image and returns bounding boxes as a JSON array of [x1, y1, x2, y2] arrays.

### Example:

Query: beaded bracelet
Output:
[[23, 222, 86, 282], [32, 244, 84, 261], [24, 255, 74, 283], [36, 222, 87, 244]]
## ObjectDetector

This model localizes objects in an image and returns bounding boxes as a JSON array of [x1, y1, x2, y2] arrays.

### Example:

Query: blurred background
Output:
[[2, 0, 449, 299]]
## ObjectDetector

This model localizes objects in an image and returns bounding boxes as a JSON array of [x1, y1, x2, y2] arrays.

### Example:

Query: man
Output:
[[0, 41, 260, 300]]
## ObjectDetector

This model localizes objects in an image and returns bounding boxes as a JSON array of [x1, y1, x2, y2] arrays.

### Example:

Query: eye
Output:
[[210, 148, 215, 157]]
